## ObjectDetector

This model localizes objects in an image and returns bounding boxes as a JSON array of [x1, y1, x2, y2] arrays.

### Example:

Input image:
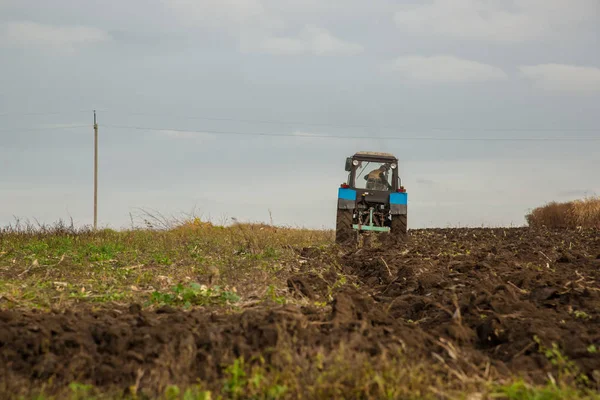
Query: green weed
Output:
[[574, 310, 592, 320], [533, 335, 590, 386], [265, 285, 287, 305], [491, 379, 600, 400], [587, 345, 597, 354], [222, 357, 289, 400], [149, 283, 240, 308], [164, 385, 212, 400]]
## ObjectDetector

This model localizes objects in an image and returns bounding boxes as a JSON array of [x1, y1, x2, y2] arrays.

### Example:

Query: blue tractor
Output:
[[336, 151, 407, 245]]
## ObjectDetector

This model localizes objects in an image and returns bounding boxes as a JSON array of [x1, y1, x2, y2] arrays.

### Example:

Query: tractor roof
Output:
[[353, 151, 397, 161]]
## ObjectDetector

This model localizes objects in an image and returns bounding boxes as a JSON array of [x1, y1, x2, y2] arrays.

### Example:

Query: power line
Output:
[[0, 125, 88, 132], [102, 124, 600, 141], [105, 111, 382, 130], [2, 122, 599, 141], [2, 108, 598, 132], [0, 110, 93, 117], [101, 110, 600, 132]]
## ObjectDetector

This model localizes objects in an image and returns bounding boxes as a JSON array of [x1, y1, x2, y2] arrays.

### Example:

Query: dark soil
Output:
[[2, 227, 600, 397]]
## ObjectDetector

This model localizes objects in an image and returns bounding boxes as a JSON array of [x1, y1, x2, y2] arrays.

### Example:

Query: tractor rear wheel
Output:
[[335, 209, 356, 246], [390, 214, 407, 239]]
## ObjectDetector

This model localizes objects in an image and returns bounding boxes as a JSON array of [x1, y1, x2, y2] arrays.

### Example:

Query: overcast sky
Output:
[[1, 0, 599, 230]]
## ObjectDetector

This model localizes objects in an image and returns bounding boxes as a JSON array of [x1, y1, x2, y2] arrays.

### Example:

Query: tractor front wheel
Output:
[[335, 209, 356, 246]]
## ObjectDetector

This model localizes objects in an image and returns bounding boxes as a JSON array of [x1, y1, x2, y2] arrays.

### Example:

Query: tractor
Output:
[[335, 151, 407, 245]]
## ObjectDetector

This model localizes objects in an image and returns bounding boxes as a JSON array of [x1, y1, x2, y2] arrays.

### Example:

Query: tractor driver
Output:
[[364, 164, 392, 190]]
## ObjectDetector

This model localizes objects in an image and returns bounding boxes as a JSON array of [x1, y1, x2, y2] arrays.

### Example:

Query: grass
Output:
[[0, 217, 332, 310], [148, 282, 241, 308], [14, 354, 600, 400], [526, 196, 600, 229]]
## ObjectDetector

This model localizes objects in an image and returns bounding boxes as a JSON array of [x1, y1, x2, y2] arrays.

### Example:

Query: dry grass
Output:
[[526, 196, 600, 229], [0, 216, 333, 310]]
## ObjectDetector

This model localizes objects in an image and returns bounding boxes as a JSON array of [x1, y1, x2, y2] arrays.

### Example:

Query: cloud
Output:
[[1, 21, 110, 50], [241, 25, 363, 56], [393, 0, 598, 42], [384, 55, 507, 83], [161, 0, 283, 32], [161, 1, 361, 56], [519, 64, 600, 93]]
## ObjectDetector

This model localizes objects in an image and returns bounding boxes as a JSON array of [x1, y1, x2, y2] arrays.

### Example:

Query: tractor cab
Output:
[[343, 151, 403, 192]]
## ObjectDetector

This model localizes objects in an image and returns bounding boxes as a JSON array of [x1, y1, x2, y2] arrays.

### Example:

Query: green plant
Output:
[[265, 285, 286, 305], [221, 357, 289, 400], [587, 345, 597, 354], [533, 336, 588, 385], [68, 382, 94, 400], [150, 283, 240, 308], [223, 358, 247, 398], [574, 310, 591, 320], [492, 379, 587, 400]]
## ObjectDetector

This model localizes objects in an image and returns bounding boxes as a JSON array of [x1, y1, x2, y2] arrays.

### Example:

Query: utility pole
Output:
[[93, 110, 98, 230]]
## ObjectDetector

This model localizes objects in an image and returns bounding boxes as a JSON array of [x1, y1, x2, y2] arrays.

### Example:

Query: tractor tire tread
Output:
[[335, 209, 356, 245], [391, 214, 408, 237]]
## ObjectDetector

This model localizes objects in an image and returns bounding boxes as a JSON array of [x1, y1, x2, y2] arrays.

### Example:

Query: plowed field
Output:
[[2, 227, 600, 399]]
